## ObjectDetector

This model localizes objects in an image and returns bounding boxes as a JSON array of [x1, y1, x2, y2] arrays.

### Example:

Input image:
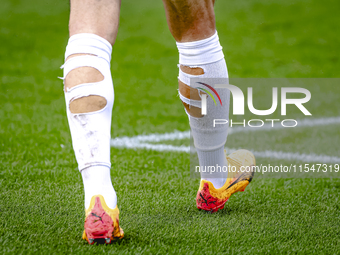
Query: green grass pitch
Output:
[[1, 0, 340, 254]]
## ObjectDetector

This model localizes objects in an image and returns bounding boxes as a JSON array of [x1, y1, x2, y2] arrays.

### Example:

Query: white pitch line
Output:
[[229, 116, 340, 134], [110, 116, 340, 163], [115, 130, 190, 143], [239, 149, 340, 164]]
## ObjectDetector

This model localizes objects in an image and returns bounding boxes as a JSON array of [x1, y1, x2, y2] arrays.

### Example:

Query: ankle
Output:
[[81, 165, 117, 209]]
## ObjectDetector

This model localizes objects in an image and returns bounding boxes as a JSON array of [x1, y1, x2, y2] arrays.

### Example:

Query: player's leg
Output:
[[61, 0, 123, 244], [162, 0, 255, 212]]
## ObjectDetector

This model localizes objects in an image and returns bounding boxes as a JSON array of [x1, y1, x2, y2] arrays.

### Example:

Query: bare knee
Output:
[[162, 0, 215, 42]]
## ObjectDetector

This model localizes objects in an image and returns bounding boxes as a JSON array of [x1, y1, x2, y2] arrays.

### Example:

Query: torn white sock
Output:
[[177, 32, 229, 189]]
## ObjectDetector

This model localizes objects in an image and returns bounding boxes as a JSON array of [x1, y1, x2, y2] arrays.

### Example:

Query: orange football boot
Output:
[[82, 195, 124, 244], [196, 149, 255, 212]]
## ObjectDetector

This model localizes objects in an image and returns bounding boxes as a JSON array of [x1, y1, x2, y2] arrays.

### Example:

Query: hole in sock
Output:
[[180, 65, 204, 75], [179, 65, 205, 118], [181, 101, 204, 118], [70, 95, 107, 114], [65, 66, 104, 90], [64, 54, 107, 114]]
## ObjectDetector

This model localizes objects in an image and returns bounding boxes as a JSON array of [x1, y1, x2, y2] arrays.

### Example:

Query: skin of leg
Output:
[[69, 0, 121, 45], [162, 0, 215, 43], [66, 0, 121, 114], [162, 0, 216, 117]]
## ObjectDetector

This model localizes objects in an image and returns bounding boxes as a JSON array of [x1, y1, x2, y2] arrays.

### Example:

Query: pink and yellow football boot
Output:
[[82, 195, 124, 244], [196, 149, 256, 212]]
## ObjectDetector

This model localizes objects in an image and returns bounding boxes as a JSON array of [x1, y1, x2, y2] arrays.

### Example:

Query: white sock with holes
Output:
[[62, 33, 117, 209], [177, 32, 229, 189]]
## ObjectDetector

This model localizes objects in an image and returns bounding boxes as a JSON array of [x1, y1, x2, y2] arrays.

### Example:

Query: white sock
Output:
[[62, 33, 117, 209], [81, 165, 117, 209], [177, 32, 229, 189], [197, 147, 228, 188]]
